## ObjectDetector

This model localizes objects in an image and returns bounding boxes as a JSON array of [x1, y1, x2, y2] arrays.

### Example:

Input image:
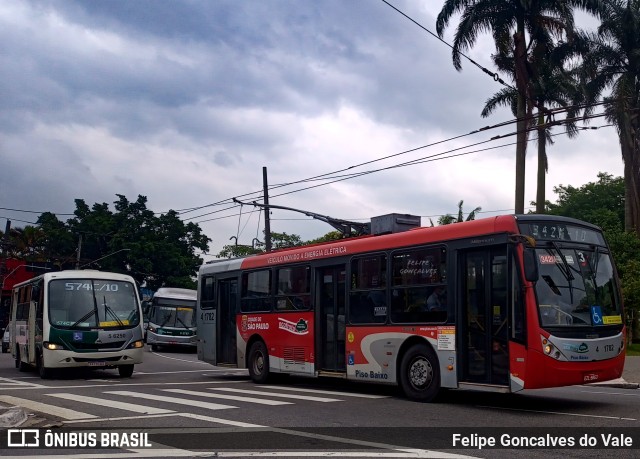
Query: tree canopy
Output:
[[1, 195, 210, 290]]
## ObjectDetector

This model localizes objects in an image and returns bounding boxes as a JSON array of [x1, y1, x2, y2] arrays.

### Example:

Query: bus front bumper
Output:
[[43, 348, 143, 369]]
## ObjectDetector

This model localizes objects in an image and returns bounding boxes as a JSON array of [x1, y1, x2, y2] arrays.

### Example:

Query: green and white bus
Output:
[[10, 270, 144, 379], [146, 287, 197, 351]]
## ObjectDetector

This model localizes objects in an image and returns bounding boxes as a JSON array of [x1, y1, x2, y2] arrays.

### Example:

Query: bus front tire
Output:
[[399, 343, 440, 402], [118, 364, 134, 378], [248, 341, 270, 384], [37, 352, 52, 379]]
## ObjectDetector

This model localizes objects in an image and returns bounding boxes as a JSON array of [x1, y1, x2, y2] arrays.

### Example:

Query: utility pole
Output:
[[0, 220, 11, 286], [75, 233, 83, 270], [262, 166, 272, 252]]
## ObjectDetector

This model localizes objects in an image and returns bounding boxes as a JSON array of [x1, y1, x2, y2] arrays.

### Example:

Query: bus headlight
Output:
[[128, 340, 144, 349], [44, 342, 65, 350]]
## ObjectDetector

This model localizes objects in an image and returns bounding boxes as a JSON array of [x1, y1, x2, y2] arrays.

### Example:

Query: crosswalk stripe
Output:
[[260, 385, 388, 399], [0, 395, 97, 420], [163, 388, 293, 406], [105, 390, 237, 411], [0, 376, 44, 388], [209, 387, 341, 402], [48, 393, 175, 414]]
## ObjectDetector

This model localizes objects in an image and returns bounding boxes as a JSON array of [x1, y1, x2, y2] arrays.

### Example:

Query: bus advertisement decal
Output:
[[278, 318, 308, 335]]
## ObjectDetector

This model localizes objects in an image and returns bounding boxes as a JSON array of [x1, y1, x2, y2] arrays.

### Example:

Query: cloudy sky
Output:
[[0, 0, 622, 260]]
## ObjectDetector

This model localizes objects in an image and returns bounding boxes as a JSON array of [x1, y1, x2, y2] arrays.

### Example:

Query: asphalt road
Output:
[[1, 348, 639, 458]]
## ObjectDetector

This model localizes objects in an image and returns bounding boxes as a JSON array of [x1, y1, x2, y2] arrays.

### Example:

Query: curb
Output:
[[588, 378, 640, 389]]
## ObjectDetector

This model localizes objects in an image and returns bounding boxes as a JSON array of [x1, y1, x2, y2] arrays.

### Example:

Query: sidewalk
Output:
[[594, 354, 640, 389]]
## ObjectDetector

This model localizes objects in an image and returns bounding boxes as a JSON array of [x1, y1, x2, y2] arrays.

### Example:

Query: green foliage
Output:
[[217, 244, 263, 259], [438, 200, 481, 225], [627, 343, 640, 356], [545, 172, 640, 340], [216, 230, 344, 258], [305, 231, 345, 245], [546, 173, 625, 232], [4, 195, 210, 290], [270, 231, 303, 249]]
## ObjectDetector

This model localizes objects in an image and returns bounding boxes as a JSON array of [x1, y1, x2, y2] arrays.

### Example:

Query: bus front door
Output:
[[460, 248, 509, 386], [316, 266, 346, 373], [217, 278, 238, 365]]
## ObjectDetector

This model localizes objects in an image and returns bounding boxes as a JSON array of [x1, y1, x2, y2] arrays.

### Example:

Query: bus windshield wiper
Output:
[[160, 315, 172, 328], [103, 296, 124, 327], [176, 316, 190, 330], [71, 305, 99, 329], [550, 242, 574, 281], [550, 242, 575, 304]]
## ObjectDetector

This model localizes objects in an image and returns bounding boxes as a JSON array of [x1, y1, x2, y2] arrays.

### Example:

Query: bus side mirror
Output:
[[523, 248, 539, 282]]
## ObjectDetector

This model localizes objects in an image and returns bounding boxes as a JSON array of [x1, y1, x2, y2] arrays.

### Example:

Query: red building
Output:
[[0, 259, 49, 329]]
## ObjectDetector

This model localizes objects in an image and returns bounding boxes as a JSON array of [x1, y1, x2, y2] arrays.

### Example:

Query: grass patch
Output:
[[627, 343, 640, 356]]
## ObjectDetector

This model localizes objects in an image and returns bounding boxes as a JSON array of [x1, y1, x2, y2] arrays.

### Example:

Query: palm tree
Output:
[[438, 200, 482, 225], [579, 0, 640, 235], [482, 34, 586, 214], [436, 0, 603, 215]]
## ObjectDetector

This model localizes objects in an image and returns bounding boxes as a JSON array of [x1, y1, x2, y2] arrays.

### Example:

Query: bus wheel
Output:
[[151, 344, 159, 352], [248, 341, 270, 384], [16, 349, 28, 372], [399, 343, 440, 402], [118, 365, 134, 378], [37, 352, 52, 379]]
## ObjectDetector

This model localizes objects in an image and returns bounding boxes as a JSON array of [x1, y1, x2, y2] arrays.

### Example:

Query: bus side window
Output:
[[200, 277, 216, 310]]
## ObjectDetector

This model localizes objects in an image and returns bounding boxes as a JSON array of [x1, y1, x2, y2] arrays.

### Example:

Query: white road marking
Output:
[[210, 387, 341, 402], [261, 385, 388, 398], [163, 388, 293, 405], [478, 404, 637, 421], [0, 379, 248, 391], [146, 352, 210, 364], [135, 368, 246, 375], [0, 394, 97, 420], [49, 393, 175, 414], [105, 390, 237, 411], [0, 376, 45, 388]]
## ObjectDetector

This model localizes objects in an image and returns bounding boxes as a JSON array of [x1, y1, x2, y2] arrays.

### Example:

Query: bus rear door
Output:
[[316, 265, 346, 373], [216, 277, 238, 365]]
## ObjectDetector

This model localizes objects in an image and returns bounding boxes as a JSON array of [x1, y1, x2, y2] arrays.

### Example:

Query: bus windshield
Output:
[[49, 279, 140, 329], [151, 299, 196, 329], [534, 246, 622, 327]]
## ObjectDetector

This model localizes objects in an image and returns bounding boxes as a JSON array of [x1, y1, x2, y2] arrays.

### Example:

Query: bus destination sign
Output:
[[519, 223, 605, 245]]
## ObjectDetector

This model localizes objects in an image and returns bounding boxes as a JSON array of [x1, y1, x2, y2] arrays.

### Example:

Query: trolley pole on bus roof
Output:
[[263, 166, 272, 252]]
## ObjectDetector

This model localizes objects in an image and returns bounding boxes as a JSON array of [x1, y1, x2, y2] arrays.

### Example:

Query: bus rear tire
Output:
[[15, 349, 28, 372], [399, 343, 440, 402], [248, 341, 270, 384], [118, 364, 134, 378]]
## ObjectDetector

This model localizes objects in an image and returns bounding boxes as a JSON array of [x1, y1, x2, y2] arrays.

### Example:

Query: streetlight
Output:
[[79, 249, 131, 269]]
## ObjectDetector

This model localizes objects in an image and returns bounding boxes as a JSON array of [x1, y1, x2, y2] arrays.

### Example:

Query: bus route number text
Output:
[[65, 283, 120, 292]]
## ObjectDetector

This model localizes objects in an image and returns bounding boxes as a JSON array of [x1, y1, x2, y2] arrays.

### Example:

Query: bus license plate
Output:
[[88, 361, 107, 367], [583, 372, 599, 382]]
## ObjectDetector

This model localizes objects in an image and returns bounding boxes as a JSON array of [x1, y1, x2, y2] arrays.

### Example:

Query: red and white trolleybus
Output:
[[196, 214, 625, 401]]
